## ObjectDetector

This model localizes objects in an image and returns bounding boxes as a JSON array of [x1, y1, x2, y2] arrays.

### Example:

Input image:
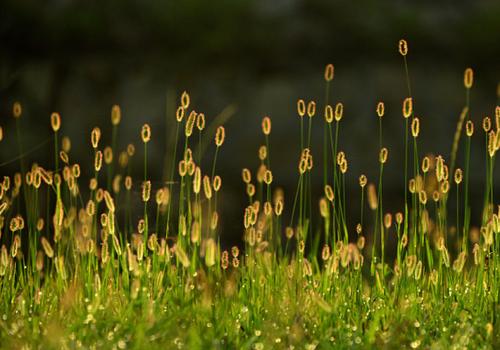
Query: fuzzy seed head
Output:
[[376, 102, 385, 118], [242, 168, 251, 184], [176, 106, 185, 122], [142, 181, 151, 202], [246, 183, 255, 197], [454, 168, 463, 184], [464, 68, 473, 89], [203, 175, 212, 199], [213, 175, 222, 192], [359, 174, 367, 188], [104, 146, 113, 164], [307, 101, 316, 117], [141, 124, 151, 143], [466, 120, 474, 137], [319, 198, 329, 218], [185, 111, 196, 137], [94, 151, 103, 171], [205, 239, 216, 267], [384, 213, 392, 229], [379, 147, 388, 164], [196, 113, 205, 131], [395, 212, 403, 225], [258, 145, 267, 161], [367, 183, 378, 210], [262, 116, 271, 135], [91, 127, 101, 149], [297, 99, 306, 117], [483, 116, 491, 133], [324, 64, 334, 82], [398, 39, 408, 56], [421, 156, 430, 173], [411, 117, 420, 137], [263, 170, 273, 185], [13, 101, 22, 118], [403, 97, 413, 119], [324, 105, 333, 123], [215, 126, 225, 146], [111, 105, 121, 125], [324, 184, 334, 202], [419, 190, 427, 205], [181, 91, 190, 109], [41, 237, 54, 258], [335, 103, 343, 122], [50, 112, 61, 132]]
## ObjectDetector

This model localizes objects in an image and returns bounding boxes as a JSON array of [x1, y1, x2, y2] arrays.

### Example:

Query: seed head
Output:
[[13, 101, 22, 118], [367, 183, 378, 210], [215, 126, 225, 146], [418, 190, 427, 205], [124, 176, 132, 190], [324, 105, 333, 123], [359, 174, 367, 188], [483, 116, 491, 132], [259, 145, 267, 160], [60, 151, 69, 164], [110, 104, 121, 125], [264, 170, 273, 185], [395, 212, 403, 225], [141, 124, 151, 143], [335, 103, 343, 122], [384, 213, 392, 229], [379, 147, 388, 164], [50, 112, 61, 132], [142, 180, 151, 202], [185, 111, 196, 137], [324, 184, 334, 202], [213, 175, 222, 192], [181, 91, 190, 109], [94, 151, 103, 171], [466, 120, 474, 137], [403, 97, 413, 118], [41, 237, 54, 258], [91, 127, 101, 149], [274, 199, 283, 216], [196, 113, 205, 131], [398, 39, 408, 56], [324, 64, 334, 82], [104, 146, 113, 164], [464, 68, 473, 89], [176, 106, 185, 122], [242, 168, 251, 184], [205, 239, 216, 267], [307, 101, 316, 117], [411, 117, 420, 137], [421, 156, 430, 173], [262, 116, 271, 135], [319, 198, 329, 218], [203, 175, 212, 199], [454, 168, 463, 184], [246, 183, 255, 197], [376, 102, 385, 118], [488, 130, 496, 157], [297, 99, 306, 117]]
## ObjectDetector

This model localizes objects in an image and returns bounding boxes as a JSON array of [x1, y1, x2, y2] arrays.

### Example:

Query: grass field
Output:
[[0, 40, 499, 349]]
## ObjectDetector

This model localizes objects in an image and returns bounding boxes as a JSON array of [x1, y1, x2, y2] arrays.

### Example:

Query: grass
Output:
[[0, 40, 500, 349]]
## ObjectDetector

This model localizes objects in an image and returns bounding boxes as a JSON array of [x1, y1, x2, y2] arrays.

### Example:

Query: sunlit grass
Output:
[[0, 40, 499, 349]]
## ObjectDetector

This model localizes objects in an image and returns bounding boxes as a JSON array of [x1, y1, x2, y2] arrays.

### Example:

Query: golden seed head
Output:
[[104, 146, 113, 164], [142, 180, 151, 202], [359, 174, 367, 188], [184, 148, 193, 163], [94, 151, 103, 171], [321, 245, 331, 261], [488, 130, 496, 157], [36, 218, 44, 231], [319, 198, 329, 218], [86, 200, 96, 216], [496, 106, 500, 127], [395, 212, 403, 225], [185, 111, 196, 137], [178, 160, 187, 177], [324, 185, 334, 202], [403, 97, 413, 119], [181, 91, 190, 109], [191, 220, 200, 243], [464, 67, 473, 89], [398, 39, 408, 56], [124, 176, 132, 190], [432, 190, 440, 202], [242, 168, 252, 184], [0, 126, 3, 142], [307, 101, 316, 117], [356, 224, 362, 234], [205, 239, 216, 267], [103, 191, 115, 212], [127, 143, 135, 157], [262, 116, 271, 135], [324, 105, 334, 123], [418, 190, 427, 205], [411, 117, 420, 137], [111, 104, 121, 125], [91, 127, 101, 149], [141, 123, 151, 143], [264, 170, 273, 185], [13, 101, 22, 118], [482, 116, 491, 132], [297, 99, 306, 117], [258, 145, 267, 161], [50, 112, 61, 132], [454, 168, 463, 184], [196, 113, 205, 131], [246, 183, 255, 197], [421, 156, 430, 173], [274, 199, 283, 216], [215, 126, 225, 146], [324, 63, 334, 82], [89, 177, 98, 191], [203, 175, 212, 199], [384, 213, 392, 229], [357, 235, 365, 250], [334, 102, 343, 122], [193, 167, 201, 194], [409, 178, 416, 194], [176, 106, 185, 122], [41, 237, 54, 258], [466, 120, 474, 137], [59, 151, 69, 164], [379, 147, 388, 164], [367, 183, 378, 210], [264, 201, 273, 216], [440, 180, 450, 194], [213, 175, 222, 192], [376, 102, 385, 118]]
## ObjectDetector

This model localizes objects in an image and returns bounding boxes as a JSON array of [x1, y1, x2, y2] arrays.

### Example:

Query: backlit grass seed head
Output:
[[336, 151, 345, 166], [403, 97, 413, 118], [95, 188, 104, 203], [59, 151, 69, 164], [246, 183, 255, 197], [51, 112, 61, 132], [334, 102, 343, 122], [124, 176, 132, 190], [94, 151, 103, 171], [319, 198, 329, 218], [242, 168, 251, 183], [259, 145, 267, 161], [464, 68, 473, 89], [203, 175, 212, 199], [89, 177, 98, 191], [205, 239, 216, 267], [178, 160, 187, 177], [419, 190, 427, 205], [180, 91, 191, 110], [62, 136, 71, 153], [193, 167, 201, 194], [111, 105, 121, 125], [211, 211, 219, 230], [324, 63, 334, 81], [191, 221, 200, 243], [496, 106, 500, 128], [91, 127, 101, 149], [359, 174, 367, 188], [376, 102, 385, 118], [384, 213, 392, 229], [185, 111, 196, 137], [103, 191, 115, 212], [395, 212, 403, 225], [307, 101, 316, 117], [196, 113, 205, 131], [142, 181, 151, 202], [141, 124, 151, 143], [0, 126, 3, 142], [13, 101, 22, 118], [176, 106, 185, 122], [488, 131, 496, 157], [14, 173, 22, 189], [466, 120, 474, 137], [454, 168, 463, 184], [264, 170, 273, 185], [435, 155, 445, 182], [483, 116, 491, 132], [215, 126, 225, 146], [297, 99, 306, 117], [408, 178, 416, 193], [324, 185, 334, 202], [324, 105, 334, 123], [274, 199, 283, 216], [213, 175, 222, 192], [262, 116, 271, 135], [367, 183, 378, 210], [440, 180, 450, 194], [422, 156, 430, 173], [104, 146, 113, 164], [127, 143, 135, 157], [113, 175, 121, 194], [41, 237, 54, 258], [379, 147, 388, 164], [356, 223, 362, 234], [398, 39, 408, 56], [411, 117, 420, 137]]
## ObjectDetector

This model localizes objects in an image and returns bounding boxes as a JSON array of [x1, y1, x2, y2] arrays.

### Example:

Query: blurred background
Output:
[[1, 0, 499, 247]]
